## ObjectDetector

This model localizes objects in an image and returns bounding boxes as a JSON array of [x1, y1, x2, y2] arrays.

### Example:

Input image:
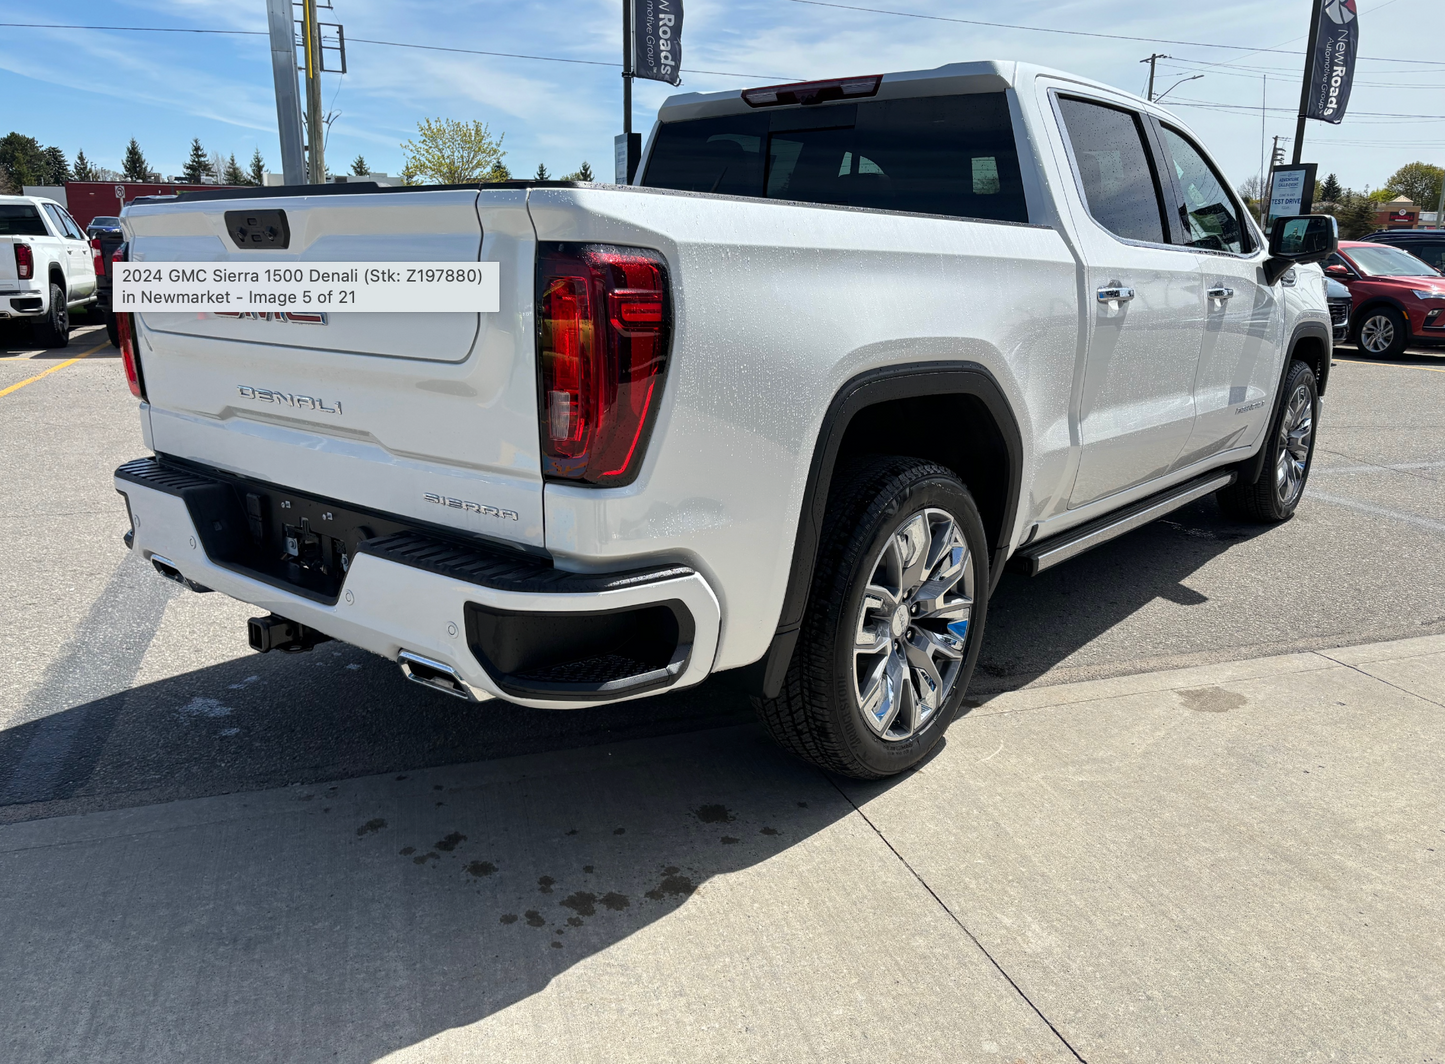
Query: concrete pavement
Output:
[[4, 633, 1442, 1063]]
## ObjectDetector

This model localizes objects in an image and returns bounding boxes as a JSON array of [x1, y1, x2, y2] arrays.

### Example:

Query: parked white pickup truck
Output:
[[0, 195, 98, 346], [113, 61, 1337, 778]]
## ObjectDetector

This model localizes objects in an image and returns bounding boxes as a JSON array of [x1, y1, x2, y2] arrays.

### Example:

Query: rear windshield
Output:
[[642, 92, 1029, 223], [1343, 244, 1440, 277], [0, 205, 49, 236], [89, 216, 122, 227]]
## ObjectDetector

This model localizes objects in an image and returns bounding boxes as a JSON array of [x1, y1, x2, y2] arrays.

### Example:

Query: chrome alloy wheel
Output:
[[1359, 313, 1395, 354], [1275, 383, 1313, 506], [852, 507, 974, 742]]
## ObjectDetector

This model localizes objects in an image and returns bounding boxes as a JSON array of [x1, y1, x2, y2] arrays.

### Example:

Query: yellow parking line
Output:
[[0, 341, 109, 398], [1334, 358, 1445, 374]]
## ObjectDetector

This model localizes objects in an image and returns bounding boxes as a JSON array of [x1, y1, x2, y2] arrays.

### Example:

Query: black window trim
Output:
[[1049, 90, 1179, 253], [1151, 119, 1262, 260]]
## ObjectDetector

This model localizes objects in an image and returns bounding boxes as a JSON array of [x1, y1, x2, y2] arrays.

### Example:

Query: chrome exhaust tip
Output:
[[398, 650, 488, 702]]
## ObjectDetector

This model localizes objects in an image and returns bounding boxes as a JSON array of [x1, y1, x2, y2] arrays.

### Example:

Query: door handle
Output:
[[1096, 285, 1135, 303], [1207, 286, 1235, 301]]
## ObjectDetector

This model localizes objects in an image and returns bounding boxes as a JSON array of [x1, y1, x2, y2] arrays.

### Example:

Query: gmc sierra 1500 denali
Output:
[[113, 61, 1338, 778]]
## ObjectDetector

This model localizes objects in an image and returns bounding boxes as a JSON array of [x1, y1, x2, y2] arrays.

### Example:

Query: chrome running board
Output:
[[1013, 471, 1237, 576]]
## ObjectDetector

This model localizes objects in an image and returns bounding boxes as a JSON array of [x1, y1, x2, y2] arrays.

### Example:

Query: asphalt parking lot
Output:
[[2, 318, 1443, 1061]]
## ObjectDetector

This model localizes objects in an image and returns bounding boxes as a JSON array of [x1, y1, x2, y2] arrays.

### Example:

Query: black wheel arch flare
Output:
[[756, 361, 1023, 698]]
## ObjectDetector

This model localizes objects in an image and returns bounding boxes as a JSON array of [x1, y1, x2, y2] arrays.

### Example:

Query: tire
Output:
[[33, 284, 70, 348], [753, 456, 989, 779], [1217, 360, 1318, 523], [1354, 305, 1409, 358], [103, 309, 119, 349]]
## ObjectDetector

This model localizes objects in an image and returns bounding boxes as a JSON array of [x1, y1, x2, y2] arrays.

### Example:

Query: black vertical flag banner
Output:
[[633, 0, 683, 86], [1305, 0, 1358, 124]]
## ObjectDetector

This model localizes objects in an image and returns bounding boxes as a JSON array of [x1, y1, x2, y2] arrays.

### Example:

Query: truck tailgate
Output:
[[124, 188, 544, 549]]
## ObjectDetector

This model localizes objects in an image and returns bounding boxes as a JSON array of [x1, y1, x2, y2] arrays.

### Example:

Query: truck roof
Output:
[[656, 59, 1161, 124]]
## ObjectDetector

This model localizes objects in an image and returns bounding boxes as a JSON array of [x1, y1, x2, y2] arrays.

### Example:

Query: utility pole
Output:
[[1141, 53, 1168, 102], [1292, 0, 1324, 164], [265, 0, 305, 185], [1259, 75, 1268, 225], [302, 0, 326, 183]]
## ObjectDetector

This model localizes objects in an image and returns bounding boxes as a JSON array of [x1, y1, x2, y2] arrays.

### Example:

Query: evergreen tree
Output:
[[122, 138, 151, 181], [1337, 193, 1378, 240], [486, 161, 511, 182], [534, 162, 549, 180], [1318, 172, 1343, 203], [0, 132, 47, 187], [248, 147, 266, 186], [41, 145, 71, 184], [182, 138, 213, 183], [563, 161, 593, 181], [222, 152, 249, 185], [73, 149, 98, 181], [350, 154, 370, 176]]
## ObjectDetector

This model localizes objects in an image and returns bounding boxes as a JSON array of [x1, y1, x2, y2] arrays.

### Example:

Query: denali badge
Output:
[[424, 492, 520, 521], [237, 385, 342, 414]]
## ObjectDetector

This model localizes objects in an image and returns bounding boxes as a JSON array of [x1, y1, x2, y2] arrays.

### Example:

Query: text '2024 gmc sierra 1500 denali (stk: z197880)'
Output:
[[112, 61, 1338, 779]]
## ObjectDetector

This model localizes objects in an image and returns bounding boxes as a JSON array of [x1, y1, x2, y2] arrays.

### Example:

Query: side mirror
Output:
[[1265, 214, 1338, 285], [1324, 264, 1352, 279]]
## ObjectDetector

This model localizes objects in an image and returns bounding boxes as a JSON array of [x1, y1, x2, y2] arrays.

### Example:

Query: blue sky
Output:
[[2, 0, 1441, 194]]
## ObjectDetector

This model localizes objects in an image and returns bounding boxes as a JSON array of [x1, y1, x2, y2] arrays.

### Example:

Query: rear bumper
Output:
[[115, 457, 721, 709]]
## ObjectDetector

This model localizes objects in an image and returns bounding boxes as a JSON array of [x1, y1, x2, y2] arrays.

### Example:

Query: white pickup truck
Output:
[[113, 61, 1337, 778], [0, 195, 98, 346]]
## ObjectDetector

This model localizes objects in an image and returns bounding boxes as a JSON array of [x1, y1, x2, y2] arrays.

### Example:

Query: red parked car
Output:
[[1325, 240, 1445, 357]]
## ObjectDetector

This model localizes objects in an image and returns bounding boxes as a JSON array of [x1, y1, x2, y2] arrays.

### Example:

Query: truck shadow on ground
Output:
[[974, 495, 1274, 694], [2, 711, 875, 1063]]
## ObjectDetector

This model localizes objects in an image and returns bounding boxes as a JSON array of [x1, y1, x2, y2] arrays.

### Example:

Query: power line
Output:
[[0, 22, 788, 80], [778, 0, 1445, 64]]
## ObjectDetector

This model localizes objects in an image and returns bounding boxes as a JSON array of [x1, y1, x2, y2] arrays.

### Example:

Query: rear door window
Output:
[[0, 205, 49, 236], [1402, 242, 1445, 271], [1055, 96, 1167, 244], [1158, 127, 1251, 254], [643, 92, 1029, 223]]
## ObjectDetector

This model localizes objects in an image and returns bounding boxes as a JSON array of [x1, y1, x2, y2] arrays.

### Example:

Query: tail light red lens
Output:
[[14, 242, 33, 279], [537, 244, 671, 485], [91, 237, 105, 275], [116, 312, 144, 399]]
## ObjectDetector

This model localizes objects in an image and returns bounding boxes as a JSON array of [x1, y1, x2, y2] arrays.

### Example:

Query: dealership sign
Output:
[[1305, 0, 1358, 124], [632, 0, 683, 86]]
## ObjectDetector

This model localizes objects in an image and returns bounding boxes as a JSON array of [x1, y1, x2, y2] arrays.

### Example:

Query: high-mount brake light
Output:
[[741, 74, 881, 108], [90, 237, 105, 275], [112, 243, 145, 400], [537, 244, 671, 485], [14, 242, 33, 279]]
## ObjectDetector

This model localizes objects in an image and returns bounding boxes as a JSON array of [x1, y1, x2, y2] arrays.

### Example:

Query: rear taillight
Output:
[[117, 312, 144, 399], [91, 237, 105, 275], [14, 243, 33, 279], [537, 244, 670, 485], [112, 242, 145, 400]]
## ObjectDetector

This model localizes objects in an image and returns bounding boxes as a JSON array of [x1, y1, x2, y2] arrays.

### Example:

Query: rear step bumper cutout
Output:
[[1012, 471, 1236, 576], [114, 456, 721, 708]]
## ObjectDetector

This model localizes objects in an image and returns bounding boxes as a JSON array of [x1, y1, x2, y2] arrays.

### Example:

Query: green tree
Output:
[[1384, 161, 1444, 211], [222, 152, 249, 185], [563, 161, 594, 181], [350, 154, 370, 176], [534, 162, 549, 180], [400, 118, 506, 184], [1337, 193, 1378, 239], [122, 137, 151, 181], [73, 149, 98, 181], [41, 145, 70, 184], [1318, 172, 1343, 203], [487, 161, 511, 182], [248, 147, 266, 186], [181, 138, 213, 183], [0, 132, 47, 187]]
